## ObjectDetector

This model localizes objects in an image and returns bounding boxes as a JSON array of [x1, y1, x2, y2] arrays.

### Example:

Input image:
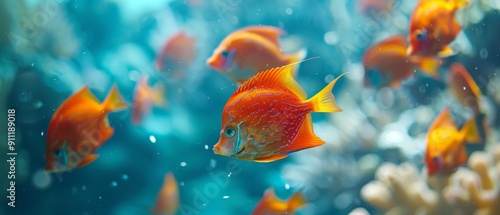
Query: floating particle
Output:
[[285, 184, 290, 190], [41, 132, 44, 136], [204, 145, 209, 150], [111, 181, 117, 187], [285, 8, 293, 15], [209, 159, 217, 168], [99, 196, 102, 200], [223, 196, 230, 199], [149, 135, 156, 143], [180, 162, 187, 167], [33, 100, 43, 109], [121, 174, 129, 181], [82, 185, 87, 191], [180, 182, 185, 186], [33, 169, 51, 189]]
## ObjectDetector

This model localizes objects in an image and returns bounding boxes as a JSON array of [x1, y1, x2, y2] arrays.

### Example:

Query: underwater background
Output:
[[0, 0, 499, 214]]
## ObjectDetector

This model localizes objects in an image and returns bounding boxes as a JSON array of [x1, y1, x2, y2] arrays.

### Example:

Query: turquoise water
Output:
[[0, 0, 499, 215]]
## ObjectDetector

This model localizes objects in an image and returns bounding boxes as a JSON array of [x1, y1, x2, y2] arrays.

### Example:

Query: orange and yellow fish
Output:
[[155, 31, 196, 80], [152, 172, 179, 215], [407, 0, 470, 57], [45, 85, 128, 172], [213, 62, 344, 162], [251, 188, 307, 215], [425, 107, 481, 176], [206, 26, 306, 84], [132, 76, 167, 125], [363, 35, 440, 87]]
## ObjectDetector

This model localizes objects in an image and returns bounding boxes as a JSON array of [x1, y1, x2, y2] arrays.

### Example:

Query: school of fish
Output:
[[43, 0, 492, 213]]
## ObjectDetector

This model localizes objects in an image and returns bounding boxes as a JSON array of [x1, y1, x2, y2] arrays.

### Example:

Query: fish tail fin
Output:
[[415, 56, 441, 78], [460, 116, 482, 144], [287, 48, 308, 77], [287, 192, 307, 211], [307, 73, 345, 113], [103, 84, 128, 113]]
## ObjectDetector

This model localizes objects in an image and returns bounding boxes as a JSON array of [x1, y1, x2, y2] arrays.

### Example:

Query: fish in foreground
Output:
[[132, 76, 167, 125], [251, 188, 307, 215], [407, 0, 470, 57], [206, 25, 306, 84], [45, 85, 128, 172], [363, 35, 440, 88], [155, 31, 196, 80], [425, 107, 481, 176], [213, 62, 344, 162], [152, 172, 179, 215]]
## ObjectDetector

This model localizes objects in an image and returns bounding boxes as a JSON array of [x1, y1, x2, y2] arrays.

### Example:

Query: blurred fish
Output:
[[251, 188, 307, 215], [213, 62, 344, 162], [206, 26, 307, 84], [363, 35, 440, 88], [448, 63, 489, 143], [152, 172, 179, 215], [358, 0, 393, 16], [155, 31, 196, 80], [448, 63, 481, 113], [407, 0, 470, 57], [132, 76, 167, 125], [45, 85, 128, 172], [425, 107, 481, 176]]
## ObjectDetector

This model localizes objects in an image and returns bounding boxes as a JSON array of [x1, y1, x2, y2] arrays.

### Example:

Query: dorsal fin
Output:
[[233, 58, 318, 99], [65, 85, 100, 107], [429, 107, 457, 132], [239, 26, 284, 47]]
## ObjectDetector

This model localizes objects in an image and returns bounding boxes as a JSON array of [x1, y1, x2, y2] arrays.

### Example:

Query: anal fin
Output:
[[77, 154, 99, 168]]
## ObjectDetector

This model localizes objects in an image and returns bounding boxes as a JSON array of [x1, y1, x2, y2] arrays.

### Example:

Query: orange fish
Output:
[[152, 172, 179, 215], [425, 107, 481, 176], [213, 62, 344, 162], [448, 63, 481, 113], [407, 0, 470, 57], [155, 31, 196, 79], [45, 85, 128, 172], [132, 76, 167, 125], [363, 35, 440, 87], [206, 26, 306, 84], [251, 188, 307, 215]]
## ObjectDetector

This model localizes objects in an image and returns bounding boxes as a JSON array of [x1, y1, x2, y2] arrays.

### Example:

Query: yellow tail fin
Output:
[[287, 191, 307, 212], [103, 84, 128, 113], [307, 73, 345, 112], [460, 116, 481, 144], [151, 84, 168, 107]]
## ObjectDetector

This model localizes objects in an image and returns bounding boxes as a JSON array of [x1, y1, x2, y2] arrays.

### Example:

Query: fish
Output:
[[448, 63, 481, 113], [407, 0, 470, 57], [448, 62, 488, 144], [251, 188, 307, 215], [132, 76, 167, 125], [152, 172, 179, 215], [155, 31, 196, 80], [213, 62, 344, 162], [363, 35, 441, 88], [425, 107, 481, 176], [206, 25, 307, 84], [45, 85, 128, 172]]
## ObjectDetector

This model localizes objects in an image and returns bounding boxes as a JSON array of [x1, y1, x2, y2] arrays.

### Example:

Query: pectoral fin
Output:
[[77, 154, 99, 168]]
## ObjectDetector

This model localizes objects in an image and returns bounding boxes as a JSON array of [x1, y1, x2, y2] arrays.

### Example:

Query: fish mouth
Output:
[[206, 57, 221, 70]]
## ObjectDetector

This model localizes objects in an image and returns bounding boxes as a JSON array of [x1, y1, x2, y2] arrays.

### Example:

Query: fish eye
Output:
[[54, 149, 61, 157], [416, 30, 427, 40], [225, 127, 235, 138], [221, 51, 229, 58]]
